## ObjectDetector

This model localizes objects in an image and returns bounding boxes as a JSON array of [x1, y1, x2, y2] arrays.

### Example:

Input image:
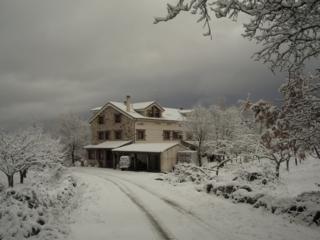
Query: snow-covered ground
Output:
[[70, 160, 320, 240], [0, 167, 79, 240], [213, 157, 320, 198]]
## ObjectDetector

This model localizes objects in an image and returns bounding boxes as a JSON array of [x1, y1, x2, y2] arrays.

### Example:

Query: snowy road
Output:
[[69, 168, 320, 240]]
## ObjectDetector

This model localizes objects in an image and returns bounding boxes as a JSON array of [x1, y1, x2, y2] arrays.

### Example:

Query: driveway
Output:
[[69, 168, 320, 240]]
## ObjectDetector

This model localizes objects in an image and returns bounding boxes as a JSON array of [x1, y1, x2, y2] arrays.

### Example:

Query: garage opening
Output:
[[115, 152, 160, 172]]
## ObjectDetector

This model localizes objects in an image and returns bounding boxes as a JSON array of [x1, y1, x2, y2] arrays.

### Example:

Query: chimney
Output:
[[125, 95, 131, 111]]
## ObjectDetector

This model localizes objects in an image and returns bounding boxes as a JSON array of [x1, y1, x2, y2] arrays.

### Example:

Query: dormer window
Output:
[[114, 113, 121, 123], [147, 106, 161, 118]]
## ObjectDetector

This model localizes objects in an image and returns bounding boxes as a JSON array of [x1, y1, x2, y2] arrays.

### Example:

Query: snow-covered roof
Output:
[[161, 107, 185, 121], [112, 142, 180, 153], [132, 101, 155, 110], [179, 109, 193, 114], [84, 140, 131, 149], [109, 102, 143, 118], [90, 106, 103, 111], [90, 101, 188, 123]]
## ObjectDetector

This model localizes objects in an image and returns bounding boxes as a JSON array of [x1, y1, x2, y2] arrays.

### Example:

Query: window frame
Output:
[[104, 131, 110, 140], [147, 106, 161, 118], [163, 130, 171, 140], [98, 131, 104, 140], [114, 130, 122, 140], [114, 113, 122, 123], [136, 129, 146, 141], [172, 131, 182, 140]]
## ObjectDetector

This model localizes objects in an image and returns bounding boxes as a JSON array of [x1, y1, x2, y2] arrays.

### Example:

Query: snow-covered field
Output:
[[69, 158, 320, 240]]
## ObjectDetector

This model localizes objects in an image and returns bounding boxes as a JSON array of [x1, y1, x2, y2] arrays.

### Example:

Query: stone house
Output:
[[84, 96, 191, 172]]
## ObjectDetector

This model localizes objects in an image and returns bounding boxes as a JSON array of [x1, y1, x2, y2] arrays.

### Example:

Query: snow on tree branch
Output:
[[155, 0, 320, 72], [0, 127, 64, 187]]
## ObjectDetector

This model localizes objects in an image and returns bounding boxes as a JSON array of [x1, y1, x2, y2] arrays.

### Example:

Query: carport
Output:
[[84, 141, 131, 168], [112, 143, 182, 172]]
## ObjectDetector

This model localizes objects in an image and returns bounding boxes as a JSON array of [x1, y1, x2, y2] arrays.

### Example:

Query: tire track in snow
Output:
[[105, 172, 238, 240], [107, 173, 214, 230], [76, 168, 236, 240], [92, 174, 176, 240]]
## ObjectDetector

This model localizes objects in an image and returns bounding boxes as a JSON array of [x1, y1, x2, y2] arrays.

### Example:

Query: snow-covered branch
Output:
[[156, 0, 320, 72], [0, 127, 64, 187]]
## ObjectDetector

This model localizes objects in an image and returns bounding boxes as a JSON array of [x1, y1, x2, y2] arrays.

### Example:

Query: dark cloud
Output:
[[0, 0, 287, 129]]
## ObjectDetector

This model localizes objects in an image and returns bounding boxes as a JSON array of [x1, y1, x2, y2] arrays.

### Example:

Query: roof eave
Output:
[[89, 102, 135, 123]]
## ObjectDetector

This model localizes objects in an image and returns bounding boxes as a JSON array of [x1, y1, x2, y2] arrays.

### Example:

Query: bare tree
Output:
[[243, 99, 293, 177], [0, 127, 64, 187], [155, 0, 320, 72], [184, 106, 213, 166], [280, 73, 320, 160], [206, 105, 260, 163], [58, 113, 89, 166]]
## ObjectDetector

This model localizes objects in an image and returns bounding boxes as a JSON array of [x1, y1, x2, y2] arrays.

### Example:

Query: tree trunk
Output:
[[275, 162, 281, 178], [286, 159, 290, 172], [20, 171, 24, 184], [7, 174, 14, 187], [314, 146, 320, 160], [71, 144, 75, 165], [197, 150, 202, 166], [19, 169, 27, 184], [295, 156, 298, 166], [197, 142, 202, 166]]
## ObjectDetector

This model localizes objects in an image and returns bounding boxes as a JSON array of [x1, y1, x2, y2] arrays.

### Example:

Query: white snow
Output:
[[69, 166, 320, 240], [89, 101, 187, 122], [132, 101, 155, 110], [69, 172, 159, 240], [113, 142, 180, 153], [84, 140, 131, 149], [0, 167, 78, 240]]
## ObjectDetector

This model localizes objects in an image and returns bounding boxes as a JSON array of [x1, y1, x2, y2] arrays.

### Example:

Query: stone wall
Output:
[[90, 106, 135, 144]]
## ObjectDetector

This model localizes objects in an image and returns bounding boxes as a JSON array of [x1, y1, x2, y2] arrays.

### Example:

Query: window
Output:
[[98, 131, 104, 140], [147, 106, 161, 118], [114, 130, 122, 140], [98, 115, 104, 124], [163, 130, 171, 140], [172, 131, 182, 140], [114, 114, 121, 123], [98, 131, 109, 140], [104, 131, 110, 140], [136, 129, 145, 140], [88, 150, 95, 160]]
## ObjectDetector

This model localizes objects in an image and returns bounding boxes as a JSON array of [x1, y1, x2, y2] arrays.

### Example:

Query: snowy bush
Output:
[[252, 191, 320, 226], [233, 163, 278, 186], [166, 163, 214, 184], [0, 167, 78, 240]]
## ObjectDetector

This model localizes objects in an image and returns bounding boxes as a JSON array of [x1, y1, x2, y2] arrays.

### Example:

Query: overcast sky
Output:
[[0, 0, 288, 129]]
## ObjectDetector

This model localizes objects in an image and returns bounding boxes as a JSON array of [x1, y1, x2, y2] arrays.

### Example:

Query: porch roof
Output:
[[112, 142, 179, 153], [84, 140, 131, 149]]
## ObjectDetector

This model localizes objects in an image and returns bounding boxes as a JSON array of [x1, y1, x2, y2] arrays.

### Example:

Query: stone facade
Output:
[[86, 99, 191, 172], [90, 106, 135, 144]]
